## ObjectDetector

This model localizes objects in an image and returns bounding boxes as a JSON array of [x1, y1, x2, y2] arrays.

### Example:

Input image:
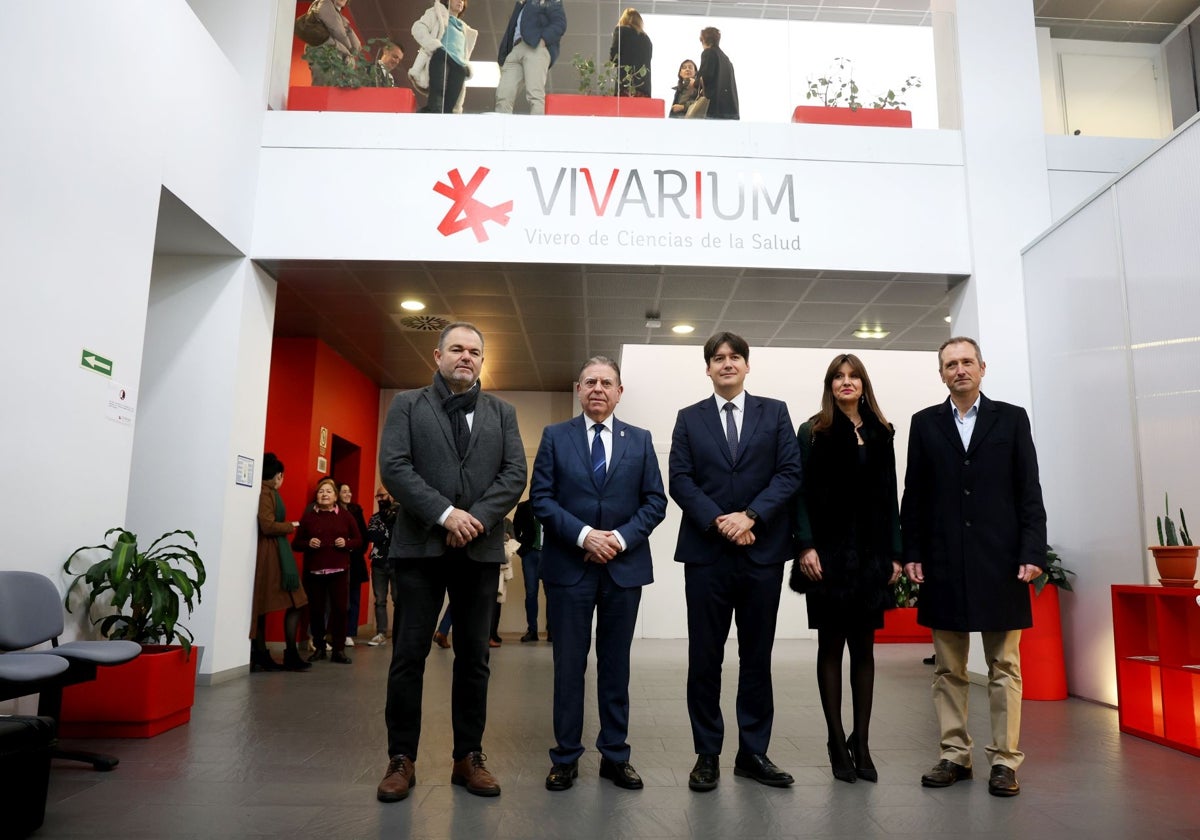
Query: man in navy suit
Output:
[[902, 337, 1046, 798], [669, 332, 803, 792], [531, 356, 667, 791]]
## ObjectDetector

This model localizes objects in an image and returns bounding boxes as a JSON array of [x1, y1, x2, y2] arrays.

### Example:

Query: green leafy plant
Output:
[[893, 572, 919, 608], [1156, 493, 1193, 546], [571, 54, 619, 96], [1032, 546, 1075, 596], [617, 63, 648, 97], [303, 38, 396, 89], [63, 528, 206, 655], [806, 57, 921, 111]]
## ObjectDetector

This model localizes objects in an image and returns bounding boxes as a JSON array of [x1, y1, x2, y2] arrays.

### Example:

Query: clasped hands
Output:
[[715, 511, 755, 546], [583, 529, 622, 564], [307, 537, 346, 548], [444, 507, 485, 548]]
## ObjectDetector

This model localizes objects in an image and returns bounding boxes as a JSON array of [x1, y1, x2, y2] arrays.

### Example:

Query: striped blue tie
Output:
[[591, 423, 606, 482]]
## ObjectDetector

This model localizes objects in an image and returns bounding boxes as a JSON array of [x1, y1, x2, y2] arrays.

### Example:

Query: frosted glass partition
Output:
[[1023, 116, 1200, 706]]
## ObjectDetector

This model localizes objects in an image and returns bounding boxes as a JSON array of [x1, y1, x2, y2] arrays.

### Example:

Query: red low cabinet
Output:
[[1111, 584, 1200, 757]]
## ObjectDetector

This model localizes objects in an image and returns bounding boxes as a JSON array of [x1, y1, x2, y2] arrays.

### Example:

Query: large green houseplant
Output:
[[303, 38, 396, 88], [63, 527, 206, 655]]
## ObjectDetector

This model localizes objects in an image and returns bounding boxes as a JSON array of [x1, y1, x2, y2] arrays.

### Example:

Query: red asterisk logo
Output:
[[433, 167, 513, 242]]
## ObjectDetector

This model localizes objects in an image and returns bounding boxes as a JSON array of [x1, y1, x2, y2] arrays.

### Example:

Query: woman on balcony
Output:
[[609, 8, 652, 98], [410, 0, 479, 114]]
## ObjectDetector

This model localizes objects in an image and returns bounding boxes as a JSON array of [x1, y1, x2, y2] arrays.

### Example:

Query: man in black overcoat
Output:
[[901, 337, 1047, 798]]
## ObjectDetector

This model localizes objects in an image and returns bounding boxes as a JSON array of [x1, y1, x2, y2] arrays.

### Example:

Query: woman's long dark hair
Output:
[[809, 353, 889, 433]]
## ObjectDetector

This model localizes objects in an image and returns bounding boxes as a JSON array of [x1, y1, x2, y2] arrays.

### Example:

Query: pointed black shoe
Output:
[[599, 758, 643, 790], [847, 733, 877, 783], [733, 752, 794, 787], [827, 741, 857, 783], [688, 754, 720, 792]]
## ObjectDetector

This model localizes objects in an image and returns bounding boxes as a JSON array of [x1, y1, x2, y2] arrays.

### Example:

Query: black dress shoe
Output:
[[921, 759, 973, 788], [733, 753, 794, 787], [520, 631, 539, 642], [545, 761, 578, 791], [827, 741, 856, 783], [307, 648, 327, 663], [688, 754, 720, 792], [599, 758, 643, 790], [847, 733, 877, 783], [330, 651, 352, 664], [988, 764, 1020, 797]]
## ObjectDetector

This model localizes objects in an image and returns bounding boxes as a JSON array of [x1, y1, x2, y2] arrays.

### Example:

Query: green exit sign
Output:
[[81, 349, 113, 377]]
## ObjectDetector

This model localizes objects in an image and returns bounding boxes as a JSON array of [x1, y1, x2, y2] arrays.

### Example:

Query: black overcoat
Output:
[[900, 395, 1047, 632]]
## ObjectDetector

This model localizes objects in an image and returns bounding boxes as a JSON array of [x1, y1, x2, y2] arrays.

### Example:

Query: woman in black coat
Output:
[[610, 8, 652, 97], [696, 26, 738, 119], [793, 354, 902, 784]]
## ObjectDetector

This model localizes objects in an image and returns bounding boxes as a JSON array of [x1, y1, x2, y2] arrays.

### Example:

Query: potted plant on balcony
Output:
[[544, 55, 664, 118], [59, 527, 207, 737], [1149, 495, 1196, 585], [290, 39, 416, 113], [1020, 546, 1075, 700], [793, 57, 921, 127]]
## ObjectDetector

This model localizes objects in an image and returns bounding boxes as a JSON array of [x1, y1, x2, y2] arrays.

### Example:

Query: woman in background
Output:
[[339, 484, 370, 647], [793, 354, 902, 783], [251, 454, 310, 672], [669, 58, 699, 117], [609, 8, 652, 97], [410, 0, 478, 114], [294, 478, 362, 664], [308, 0, 362, 85]]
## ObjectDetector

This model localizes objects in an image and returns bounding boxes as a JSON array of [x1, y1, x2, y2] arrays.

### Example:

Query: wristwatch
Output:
[[745, 508, 759, 521]]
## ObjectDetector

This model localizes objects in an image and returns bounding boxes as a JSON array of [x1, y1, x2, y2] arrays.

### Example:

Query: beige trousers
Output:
[[931, 629, 1024, 770], [495, 40, 551, 115]]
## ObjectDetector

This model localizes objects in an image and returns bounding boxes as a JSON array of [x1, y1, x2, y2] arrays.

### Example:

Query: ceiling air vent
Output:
[[396, 314, 451, 332]]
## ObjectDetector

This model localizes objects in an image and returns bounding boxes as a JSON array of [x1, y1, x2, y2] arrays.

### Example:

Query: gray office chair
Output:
[[0, 570, 141, 770]]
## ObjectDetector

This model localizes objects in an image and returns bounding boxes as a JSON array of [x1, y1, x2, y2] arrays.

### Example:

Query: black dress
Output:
[[609, 25, 652, 97], [794, 408, 901, 630]]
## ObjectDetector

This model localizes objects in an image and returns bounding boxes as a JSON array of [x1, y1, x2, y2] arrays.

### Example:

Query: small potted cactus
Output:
[[1148, 494, 1197, 586]]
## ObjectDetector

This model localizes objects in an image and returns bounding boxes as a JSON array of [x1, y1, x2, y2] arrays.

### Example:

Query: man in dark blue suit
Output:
[[531, 356, 667, 791], [669, 332, 802, 792]]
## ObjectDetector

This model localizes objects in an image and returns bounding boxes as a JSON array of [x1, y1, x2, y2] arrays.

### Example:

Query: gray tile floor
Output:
[[38, 638, 1200, 839]]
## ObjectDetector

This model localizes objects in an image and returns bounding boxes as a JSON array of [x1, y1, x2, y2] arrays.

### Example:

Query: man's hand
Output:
[[715, 511, 755, 543], [1017, 563, 1041, 584], [444, 508, 484, 544], [584, 551, 608, 565], [583, 529, 618, 562], [904, 561, 924, 584]]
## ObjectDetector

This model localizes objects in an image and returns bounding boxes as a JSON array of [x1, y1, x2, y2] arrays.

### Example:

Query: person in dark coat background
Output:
[[793, 354, 902, 784], [609, 8, 652, 97], [901, 337, 1047, 798], [696, 26, 738, 120]]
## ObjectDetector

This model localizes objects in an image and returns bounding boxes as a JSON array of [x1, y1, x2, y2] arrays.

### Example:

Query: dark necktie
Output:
[[591, 423, 607, 482], [723, 402, 738, 461]]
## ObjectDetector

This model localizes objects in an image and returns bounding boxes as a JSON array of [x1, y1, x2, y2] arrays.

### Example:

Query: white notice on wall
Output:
[[106, 381, 136, 426]]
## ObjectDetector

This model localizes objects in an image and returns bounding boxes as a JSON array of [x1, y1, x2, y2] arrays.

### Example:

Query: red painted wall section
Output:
[[262, 337, 381, 640]]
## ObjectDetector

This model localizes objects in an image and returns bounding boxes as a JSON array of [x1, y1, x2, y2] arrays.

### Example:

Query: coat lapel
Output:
[[965, 394, 999, 456], [568, 415, 593, 479], [462, 391, 489, 460], [609, 418, 630, 478], [739, 394, 762, 457], [423, 387, 457, 453], [935, 398, 966, 454], [700, 397, 734, 466]]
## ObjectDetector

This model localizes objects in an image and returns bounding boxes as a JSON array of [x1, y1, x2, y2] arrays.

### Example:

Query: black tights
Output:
[[816, 626, 877, 752], [253, 609, 303, 655]]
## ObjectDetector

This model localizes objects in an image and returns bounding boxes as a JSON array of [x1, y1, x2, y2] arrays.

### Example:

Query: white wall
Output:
[[1024, 115, 1200, 705], [618, 344, 946, 639]]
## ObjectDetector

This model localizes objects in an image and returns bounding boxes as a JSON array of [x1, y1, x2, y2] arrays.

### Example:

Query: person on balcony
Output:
[[410, 0, 478, 114], [609, 8, 652, 98], [697, 26, 738, 120], [495, 0, 567, 116]]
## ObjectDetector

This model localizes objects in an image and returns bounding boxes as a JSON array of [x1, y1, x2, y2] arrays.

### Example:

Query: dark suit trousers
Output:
[[685, 555, 784, 756], [385, 550, 499, 761], [546, 563, 642, 764]]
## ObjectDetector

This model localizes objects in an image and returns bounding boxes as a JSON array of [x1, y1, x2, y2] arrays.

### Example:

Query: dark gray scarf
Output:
[[433, 371, 479, 458]]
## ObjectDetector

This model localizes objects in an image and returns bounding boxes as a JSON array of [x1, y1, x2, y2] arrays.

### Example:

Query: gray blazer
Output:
[[380, 385, 527, 564]]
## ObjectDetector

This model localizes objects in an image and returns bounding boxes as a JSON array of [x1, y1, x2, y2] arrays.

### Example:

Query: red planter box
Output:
[[59, 645, 199, 738], [876, 607, 931, 643], [288, 85, 415, 113], [544, 94, 665, 118], [791, 105, 912, 128], [1019, 584, 1068, 700]]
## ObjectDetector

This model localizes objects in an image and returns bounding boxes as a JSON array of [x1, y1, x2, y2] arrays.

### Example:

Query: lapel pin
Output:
[[620, 430, 625, 437]]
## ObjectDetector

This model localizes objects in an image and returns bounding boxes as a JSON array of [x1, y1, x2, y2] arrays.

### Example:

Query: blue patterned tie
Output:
[[591, 423, 606, 482], [723, 402, 738, 462]]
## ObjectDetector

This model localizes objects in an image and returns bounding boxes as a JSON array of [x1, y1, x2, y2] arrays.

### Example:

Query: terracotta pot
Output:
[[1149, 545, 1199, 585]]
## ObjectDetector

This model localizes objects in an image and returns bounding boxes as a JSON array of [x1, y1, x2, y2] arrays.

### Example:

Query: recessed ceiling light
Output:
[[853, 328, 889, 339], [943, 315, 952, 323], [400, 300, 426, 312], [672, 324, 695, 334]]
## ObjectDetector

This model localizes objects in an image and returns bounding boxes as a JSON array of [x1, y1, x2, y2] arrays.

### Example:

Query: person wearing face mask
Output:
[[791, 354, 902, 785], [366, 487, 399, 646], [293, 478, 363, 664]]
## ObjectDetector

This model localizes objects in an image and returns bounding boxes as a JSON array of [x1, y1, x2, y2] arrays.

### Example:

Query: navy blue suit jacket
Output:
[[531, 414, 666, 589], [669, 393, 802, 565]]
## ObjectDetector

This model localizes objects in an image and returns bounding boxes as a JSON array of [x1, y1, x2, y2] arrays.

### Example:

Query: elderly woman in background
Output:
[[309, 0, 362, 85], [251, 453, 311, 672], [294, 477, 362, 664], [610, 8, 652, 97], [410, 0, 478, 114], [669, 58, 699, 117], [792, 354, 902, 784]]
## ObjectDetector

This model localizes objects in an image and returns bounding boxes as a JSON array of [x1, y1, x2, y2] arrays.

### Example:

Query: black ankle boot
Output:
[[250, 646, 284, 673], [283, 648, 313, 671], [847, 733, 877, 783]]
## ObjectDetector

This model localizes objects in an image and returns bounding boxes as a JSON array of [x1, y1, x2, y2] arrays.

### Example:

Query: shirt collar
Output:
[[587, 414, 614, 433], [713, 391, 746, 412], [952, 394, 981, 421]]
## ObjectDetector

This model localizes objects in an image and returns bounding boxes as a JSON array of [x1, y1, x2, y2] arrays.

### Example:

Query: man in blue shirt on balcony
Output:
[[495, 0, 567, 116]]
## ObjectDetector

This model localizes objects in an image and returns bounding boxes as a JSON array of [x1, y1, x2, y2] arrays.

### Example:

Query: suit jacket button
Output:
[[965, 520, 972, 527], [964, 489, 971, 496], [963, 459, 970, 465]]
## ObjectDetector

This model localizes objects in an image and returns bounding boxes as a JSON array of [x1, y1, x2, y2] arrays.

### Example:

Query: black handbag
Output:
[[788, 559, 813, 594], [294, 5, 331, 46]]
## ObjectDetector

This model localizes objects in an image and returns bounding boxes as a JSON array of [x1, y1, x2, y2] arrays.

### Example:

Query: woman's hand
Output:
[[889, 561, 903, 586], [799, 548, 822, 581], [671, 104, 684, 113], [308, 537, 321, 548], [334, 537, 346, 548]]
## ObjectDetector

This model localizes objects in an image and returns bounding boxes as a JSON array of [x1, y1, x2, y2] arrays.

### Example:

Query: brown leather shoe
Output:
[[451, 752, 501, 797], [433, 632, 451, 649], [377, 754, 416, 802], [921, 759, 973, 788]]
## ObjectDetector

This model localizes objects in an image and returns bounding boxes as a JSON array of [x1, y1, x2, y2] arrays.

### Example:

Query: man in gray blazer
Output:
[[376, 322, 527, 803]]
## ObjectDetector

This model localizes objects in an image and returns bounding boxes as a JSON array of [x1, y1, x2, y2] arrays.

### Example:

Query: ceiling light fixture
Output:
[[672, 324, 695, 334], [853, 328, 889, 339], [400, 300, 426, 311]]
